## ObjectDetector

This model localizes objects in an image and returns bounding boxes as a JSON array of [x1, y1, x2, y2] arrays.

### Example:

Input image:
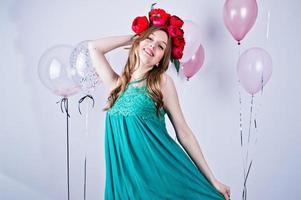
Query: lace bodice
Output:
[[107, 78, 166, 122]]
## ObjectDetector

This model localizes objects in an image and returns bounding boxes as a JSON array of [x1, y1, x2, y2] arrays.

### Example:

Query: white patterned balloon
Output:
[[70, 40, 101, 94]]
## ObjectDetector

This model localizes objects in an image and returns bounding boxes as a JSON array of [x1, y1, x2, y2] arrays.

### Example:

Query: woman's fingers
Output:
[[224, 185, 231, 200], [223, 191, 229, 200]]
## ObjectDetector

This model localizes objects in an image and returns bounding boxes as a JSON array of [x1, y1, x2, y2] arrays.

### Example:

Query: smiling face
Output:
[[138, 30, 168, 68]]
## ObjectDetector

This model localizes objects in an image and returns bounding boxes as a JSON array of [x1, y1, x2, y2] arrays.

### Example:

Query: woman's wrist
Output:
[[209, 177, 218, 185], [130, 34, 138, 40], [122, 34, 137, 49]]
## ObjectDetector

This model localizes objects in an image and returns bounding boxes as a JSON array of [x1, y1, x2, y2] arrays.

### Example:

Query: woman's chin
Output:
[[139, 56, 152, 66]]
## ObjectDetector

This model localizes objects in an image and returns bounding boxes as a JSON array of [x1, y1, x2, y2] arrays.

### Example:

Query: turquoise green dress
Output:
[[104, 78, 225, 200]]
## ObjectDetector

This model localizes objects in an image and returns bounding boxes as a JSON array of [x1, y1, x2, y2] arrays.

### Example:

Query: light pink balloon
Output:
[[38, 45, 80, 97], [237, 47, 273, 95], [223, 0, 258, 44], [181, 44, 205, 80]]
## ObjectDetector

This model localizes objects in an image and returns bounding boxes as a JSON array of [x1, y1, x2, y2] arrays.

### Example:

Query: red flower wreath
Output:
[[131, 3, 185, 73]]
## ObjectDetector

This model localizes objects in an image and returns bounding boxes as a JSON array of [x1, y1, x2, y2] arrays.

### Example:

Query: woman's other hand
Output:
[[212, 179, 231, 200]]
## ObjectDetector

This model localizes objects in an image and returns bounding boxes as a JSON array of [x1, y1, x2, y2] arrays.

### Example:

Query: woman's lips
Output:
[[143, 48, 154, 57]]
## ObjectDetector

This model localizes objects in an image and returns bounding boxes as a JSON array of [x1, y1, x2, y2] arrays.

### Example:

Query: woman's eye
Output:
[[146, 36, 164, 49]]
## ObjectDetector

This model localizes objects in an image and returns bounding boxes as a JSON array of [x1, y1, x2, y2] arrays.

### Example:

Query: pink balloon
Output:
[[38, 45, 80, 97], [237, 47, 273, 95], [223, 0, 258, 44], [181, 20, 202, 62], [181, 44, 205, 80]]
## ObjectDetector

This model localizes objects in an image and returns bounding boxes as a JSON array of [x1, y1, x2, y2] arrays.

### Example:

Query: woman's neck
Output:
[[131, 63, 153, 80], [131, 69, 148, 80]]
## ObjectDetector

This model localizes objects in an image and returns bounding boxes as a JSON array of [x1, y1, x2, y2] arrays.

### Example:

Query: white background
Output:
[[1, 0, 300, 199]]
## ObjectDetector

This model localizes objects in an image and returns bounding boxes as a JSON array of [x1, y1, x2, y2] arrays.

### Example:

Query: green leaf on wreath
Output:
[[171, 58, 180, 74], [151, 3, 157, 10]]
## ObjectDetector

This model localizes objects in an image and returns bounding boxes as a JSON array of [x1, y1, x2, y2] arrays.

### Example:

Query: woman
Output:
[[88, 15, 230, 200]]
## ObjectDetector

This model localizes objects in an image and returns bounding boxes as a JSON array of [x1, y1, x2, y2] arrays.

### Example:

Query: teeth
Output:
[[144, 48, 153, 57]]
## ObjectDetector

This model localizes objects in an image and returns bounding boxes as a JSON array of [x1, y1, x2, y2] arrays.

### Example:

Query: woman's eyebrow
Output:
[[150, 33, 167, 47]]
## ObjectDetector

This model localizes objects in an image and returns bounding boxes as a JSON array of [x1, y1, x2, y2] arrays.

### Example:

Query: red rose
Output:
[[172, 36, 185, 48], [132, 16, 149, 34], [149, 8, 170, 27], [172, 47, 183, 59], [167, 25, 184, 37], [169, 15, 184, 28]]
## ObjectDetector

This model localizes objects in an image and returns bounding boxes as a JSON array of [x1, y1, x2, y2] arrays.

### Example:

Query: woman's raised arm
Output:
[[88, 35, 134, 90]]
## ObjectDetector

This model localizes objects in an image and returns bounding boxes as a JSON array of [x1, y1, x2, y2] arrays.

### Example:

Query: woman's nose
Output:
[[149, 43, 155, 49]]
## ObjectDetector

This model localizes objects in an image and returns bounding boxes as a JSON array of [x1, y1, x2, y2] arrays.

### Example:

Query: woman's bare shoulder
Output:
[[160, 73, 175, 89]]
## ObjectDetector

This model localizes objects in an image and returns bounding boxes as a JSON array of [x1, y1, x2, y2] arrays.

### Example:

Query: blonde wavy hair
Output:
[[103, 26, 172, 116]]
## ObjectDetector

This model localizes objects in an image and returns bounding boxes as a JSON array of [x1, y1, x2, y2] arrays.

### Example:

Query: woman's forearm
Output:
[[178, 131, 218, 185], [86, 35, 134, 88], [89, 35, 135, 54]]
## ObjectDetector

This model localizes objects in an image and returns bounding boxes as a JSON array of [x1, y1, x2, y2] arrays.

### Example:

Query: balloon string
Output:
[[238, 80, 247, 200], [266, 11, 270, 42], [56, 97, 71, 200], [83, 98, 89, 200], [78, 95, 95, 115], [251, 75, 263, 150], [237, 44, 247, 200], [57, 97, 70, 118], [245, 94, 254, 180], [84, 156, 87, 200], [244, 90, 264, 200], [238, 83, 243, 147], [250, 95, 261, 159], [247, 95, 254, 143], [241, 90, 264, 200], [246, 83, 264, 200], [243, 93, 255, 200], [242, 160, 253, 200], [78, 95, 95, 200]]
